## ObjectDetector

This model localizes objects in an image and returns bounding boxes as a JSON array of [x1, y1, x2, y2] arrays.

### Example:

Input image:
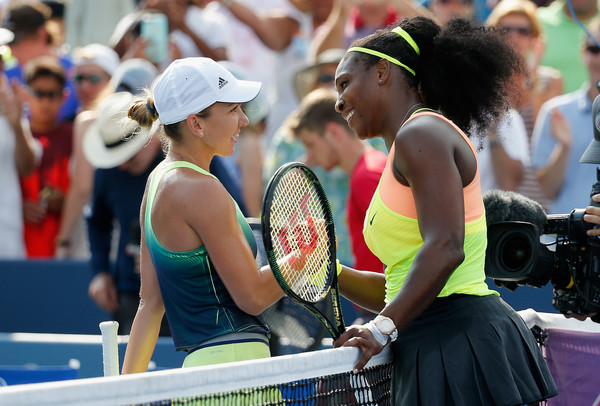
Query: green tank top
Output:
[[144, 160, 265, 351]]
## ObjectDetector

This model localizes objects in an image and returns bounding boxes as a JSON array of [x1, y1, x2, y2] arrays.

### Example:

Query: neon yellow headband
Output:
[[392, 27, 420, 55], [347, 27, 420, 76]]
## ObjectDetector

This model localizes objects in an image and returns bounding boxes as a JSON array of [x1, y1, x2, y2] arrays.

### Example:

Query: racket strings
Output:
[[270, 169, 333, 303]]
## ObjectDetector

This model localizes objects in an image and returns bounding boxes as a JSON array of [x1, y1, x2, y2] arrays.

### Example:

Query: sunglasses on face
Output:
[[27, 87, 63, 100], [498, 25, 533, 36], [438, 0, 471, 4], [74, 73, 107, 85], [316, 73, 335, 84], [586, 44, 600, 54]]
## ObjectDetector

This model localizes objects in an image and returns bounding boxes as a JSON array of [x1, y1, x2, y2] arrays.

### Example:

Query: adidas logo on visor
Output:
[[218, 77, 228, 89]]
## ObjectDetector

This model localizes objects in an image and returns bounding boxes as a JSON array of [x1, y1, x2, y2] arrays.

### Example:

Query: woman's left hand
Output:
[[333, 324, 384, 373]]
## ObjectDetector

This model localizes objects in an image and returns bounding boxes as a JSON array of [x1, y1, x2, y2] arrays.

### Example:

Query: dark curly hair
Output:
[[349, 16, 524, 133]]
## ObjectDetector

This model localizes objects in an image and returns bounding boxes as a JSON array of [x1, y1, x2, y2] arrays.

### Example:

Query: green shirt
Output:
[[537, 0, 600, 93]]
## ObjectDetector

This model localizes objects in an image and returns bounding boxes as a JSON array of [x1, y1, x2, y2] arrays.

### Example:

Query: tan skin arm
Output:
[[55, 112, 96, 257], [185, 175, 284, 315], [0, 77, 36, 177], [487, 125, 523, 191], [389, 0, 436, 20], [536, 108, 572, 199], [337, 265, 387, 313], [122, 187, 166, 374], [167, 1, 228, 61], [236, 124, 265, 217], [335, 117, 470, 372], [219, 1, 299, 51], [310, 0, 351, 59]]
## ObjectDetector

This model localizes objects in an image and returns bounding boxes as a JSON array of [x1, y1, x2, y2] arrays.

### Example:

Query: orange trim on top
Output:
[[378, 111, 484, 222]]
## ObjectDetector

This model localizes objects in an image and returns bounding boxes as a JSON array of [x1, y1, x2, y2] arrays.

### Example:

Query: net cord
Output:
[[0, 346, 392, 406]]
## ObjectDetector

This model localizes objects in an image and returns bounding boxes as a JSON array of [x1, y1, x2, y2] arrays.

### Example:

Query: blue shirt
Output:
[[87, 153, 163, 294], [531, 84, 598, 214]]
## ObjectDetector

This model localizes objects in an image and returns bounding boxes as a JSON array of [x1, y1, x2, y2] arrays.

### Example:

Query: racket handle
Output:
[[99, 321, 120, 377]]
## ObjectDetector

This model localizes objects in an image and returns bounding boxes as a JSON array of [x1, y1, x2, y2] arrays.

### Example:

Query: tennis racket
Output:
[[262, 162, 345, 339], [248, 217, 331, 354]]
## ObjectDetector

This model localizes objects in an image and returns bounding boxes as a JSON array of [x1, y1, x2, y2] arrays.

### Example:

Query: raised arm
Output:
[[216, 0, 300, 51], [535, 108, 572, 199], [309, 0, 352, 60], [55, 112, 96, 257], [1, 77, 37, 177], [167, 2, 228, 61]]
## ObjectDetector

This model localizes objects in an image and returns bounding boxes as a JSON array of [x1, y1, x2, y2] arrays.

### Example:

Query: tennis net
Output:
[[0, 346, 393, 406]]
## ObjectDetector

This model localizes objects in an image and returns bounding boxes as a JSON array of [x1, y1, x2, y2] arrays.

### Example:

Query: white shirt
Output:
[[0, 117, 35, 259], [477, 109, 531, 194]]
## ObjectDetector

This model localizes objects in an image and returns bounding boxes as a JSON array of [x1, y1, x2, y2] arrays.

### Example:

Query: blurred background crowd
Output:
[[0, 0, 599, 333]]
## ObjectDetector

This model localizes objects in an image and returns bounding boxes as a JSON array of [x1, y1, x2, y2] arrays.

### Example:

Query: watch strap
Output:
[[365, 320, 389, 346]]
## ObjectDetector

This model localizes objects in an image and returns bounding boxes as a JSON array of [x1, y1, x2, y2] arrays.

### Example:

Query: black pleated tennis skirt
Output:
[[390, 294, 558, 406]]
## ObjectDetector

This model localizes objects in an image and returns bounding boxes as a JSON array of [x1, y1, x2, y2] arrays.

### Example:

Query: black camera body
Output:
[[485, 80, 600, 318], [485, 180, 600, 316]]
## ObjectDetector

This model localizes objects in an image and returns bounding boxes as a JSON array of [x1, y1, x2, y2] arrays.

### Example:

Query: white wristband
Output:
[[365, 320, 389, 346]]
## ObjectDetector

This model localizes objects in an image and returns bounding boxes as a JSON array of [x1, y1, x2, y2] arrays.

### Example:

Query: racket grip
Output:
[[99, 321, 120, 377]]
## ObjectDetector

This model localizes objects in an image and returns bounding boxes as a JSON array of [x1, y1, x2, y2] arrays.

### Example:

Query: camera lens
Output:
[[500, 233, 532, 271]]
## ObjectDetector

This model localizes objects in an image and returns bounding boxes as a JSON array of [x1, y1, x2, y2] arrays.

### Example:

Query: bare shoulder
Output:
[[158, 167, 235, 219], [396, 113, 457, 152]]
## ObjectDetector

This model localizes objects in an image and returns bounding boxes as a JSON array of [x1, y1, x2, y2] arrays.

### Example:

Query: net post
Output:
[[99, 320, 120, 377]]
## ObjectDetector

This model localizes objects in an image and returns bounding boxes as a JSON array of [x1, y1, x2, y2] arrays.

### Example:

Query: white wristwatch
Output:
[[367, 315, 398, 346]]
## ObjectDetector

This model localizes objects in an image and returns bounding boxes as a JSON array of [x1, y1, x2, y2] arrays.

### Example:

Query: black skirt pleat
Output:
[[390, 294, 558, 406]]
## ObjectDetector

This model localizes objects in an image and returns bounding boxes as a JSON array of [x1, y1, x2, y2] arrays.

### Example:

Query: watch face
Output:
[[376, 317, 395, 335]]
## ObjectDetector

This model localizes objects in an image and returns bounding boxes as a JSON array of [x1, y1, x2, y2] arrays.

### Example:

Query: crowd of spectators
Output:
[[0, 0, 599, 329]]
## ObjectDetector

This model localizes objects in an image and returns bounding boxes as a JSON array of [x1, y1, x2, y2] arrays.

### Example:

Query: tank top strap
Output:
[[404, 109, 478, 158], [146, 160, 217, 228]]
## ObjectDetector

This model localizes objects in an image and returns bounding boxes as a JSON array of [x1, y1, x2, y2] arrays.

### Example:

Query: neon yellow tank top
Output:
[[363, 111, 497, 304]]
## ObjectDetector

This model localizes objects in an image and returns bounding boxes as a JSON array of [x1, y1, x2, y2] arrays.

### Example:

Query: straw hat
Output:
[[83, 92, 157, 169], [293, 48, 345, 101]]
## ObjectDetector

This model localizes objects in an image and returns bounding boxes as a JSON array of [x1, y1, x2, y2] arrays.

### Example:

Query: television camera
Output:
[[484, 82, 600, 318]]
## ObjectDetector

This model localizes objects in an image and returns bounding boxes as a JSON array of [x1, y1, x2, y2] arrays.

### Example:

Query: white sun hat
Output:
[[0, 28, 14, 45], [73, 43, 120, 76], [152, 57, 262, 125], [83, 92, 158, 169]]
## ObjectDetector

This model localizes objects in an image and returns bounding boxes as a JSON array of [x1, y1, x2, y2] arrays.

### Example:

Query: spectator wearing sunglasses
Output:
[[72, 43, 120, 111], [530, 17, 600, 215], [537, 0, 600, 93], [486, 0, 563, 212], [487, 0, 563, 138], [20, 55, 73, 257], [1, 1, 80, 122], [53, 43, 120, 259]]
